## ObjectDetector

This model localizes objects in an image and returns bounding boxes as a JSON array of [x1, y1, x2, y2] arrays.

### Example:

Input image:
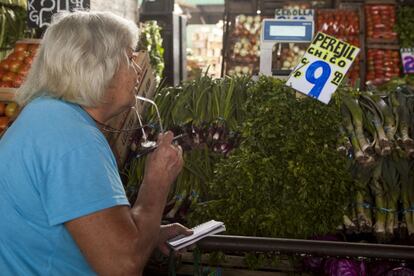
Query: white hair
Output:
[[16, 11, 139, 107]]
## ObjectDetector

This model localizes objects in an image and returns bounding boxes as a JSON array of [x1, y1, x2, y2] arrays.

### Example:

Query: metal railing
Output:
[[197, 235, 414, 261]]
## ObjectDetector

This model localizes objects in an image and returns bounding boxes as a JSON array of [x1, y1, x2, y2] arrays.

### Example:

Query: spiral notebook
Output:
[[167, 220, 226, 251]]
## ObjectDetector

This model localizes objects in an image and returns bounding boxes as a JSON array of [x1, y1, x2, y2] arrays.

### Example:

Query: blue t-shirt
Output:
[[0, 96, 130, 275]]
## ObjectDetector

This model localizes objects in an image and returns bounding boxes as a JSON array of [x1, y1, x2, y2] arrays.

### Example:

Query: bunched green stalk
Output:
[[341, 105, 365, 163], [370, 158, 387, 242], [352, 163, 375, 233], [382, 155, 401, 240], [342, 94, 373, 155]]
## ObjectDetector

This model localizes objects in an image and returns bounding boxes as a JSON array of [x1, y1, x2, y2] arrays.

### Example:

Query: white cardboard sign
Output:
[[286, 32, 360, 104]]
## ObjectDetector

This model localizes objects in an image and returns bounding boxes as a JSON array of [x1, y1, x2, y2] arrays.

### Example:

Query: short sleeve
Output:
[[42, 142, 130, 226]]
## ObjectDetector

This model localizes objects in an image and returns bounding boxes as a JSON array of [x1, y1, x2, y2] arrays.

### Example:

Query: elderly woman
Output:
[[0, 11, 191, 275]]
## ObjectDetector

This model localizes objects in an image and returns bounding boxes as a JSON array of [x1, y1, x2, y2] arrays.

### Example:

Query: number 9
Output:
[[305, 61, 331, 99]]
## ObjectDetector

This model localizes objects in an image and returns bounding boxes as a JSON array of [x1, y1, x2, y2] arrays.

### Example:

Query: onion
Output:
[[283, 61, 291, 69], [242, 66, 250, 74], [240, 49, 248, 57], [292, 46, 300, 54]]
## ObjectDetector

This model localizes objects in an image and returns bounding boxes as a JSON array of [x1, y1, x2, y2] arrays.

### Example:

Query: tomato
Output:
[[24, 56, 34, 65], [2, 72, 17, 82], [15, 51, 27, 61], [8, 60, 21, 73], [14, 43, 28, 52], [7, 52, 18, 61], [27, 43, 39, 54], [13, 75, 24, 88], [0, 60, 11, 71], [0, 116, 9, 130], [17, 63, 30, 76], [12, 75, 23, 88], [5, 102, 18, 118]]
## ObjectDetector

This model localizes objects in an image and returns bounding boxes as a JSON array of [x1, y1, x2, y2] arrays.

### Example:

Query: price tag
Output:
[[286, 32, 360, 104], [401, 48, 414, 74], [274, 9, 314, 21]]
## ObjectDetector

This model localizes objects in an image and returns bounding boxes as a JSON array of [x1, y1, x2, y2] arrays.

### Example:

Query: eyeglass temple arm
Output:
[[136, 96, 164, 133]]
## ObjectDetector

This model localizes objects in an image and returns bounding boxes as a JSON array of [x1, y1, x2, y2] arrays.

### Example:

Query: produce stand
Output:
[[140, 0, 187, 86], [197, 235, 414, 260], [167, 236, 414, 275], [221, 0, 410, 89]]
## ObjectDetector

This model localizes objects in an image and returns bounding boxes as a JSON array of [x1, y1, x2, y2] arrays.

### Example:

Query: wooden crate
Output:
[[0, 88, 16, 102]]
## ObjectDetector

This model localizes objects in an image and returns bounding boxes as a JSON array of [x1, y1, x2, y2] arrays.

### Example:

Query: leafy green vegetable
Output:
[[138, 21, 164, 84], [396, 6, 414, 48], [189, 76, 353, 238]]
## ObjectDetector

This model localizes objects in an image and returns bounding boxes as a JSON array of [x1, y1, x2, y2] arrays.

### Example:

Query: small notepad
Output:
[[167, 220, 226, 251]]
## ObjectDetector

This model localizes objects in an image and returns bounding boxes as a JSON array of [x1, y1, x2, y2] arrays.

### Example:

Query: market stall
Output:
[[1, 0, 414, 275]]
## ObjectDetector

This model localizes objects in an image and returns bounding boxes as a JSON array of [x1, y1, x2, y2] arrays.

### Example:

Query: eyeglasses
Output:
[[129, 52, 143, 77], [134, 95, 164, 148]]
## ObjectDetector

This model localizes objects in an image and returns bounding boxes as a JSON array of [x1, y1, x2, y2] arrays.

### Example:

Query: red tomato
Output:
[[8, 60, 21, 73], [0, 116, 9, 130], [27, 43, 39, 54], [17, 63, 30, 76], [24, 56, 34, 65], [12, 75, 23, 88], [2, 72, 17, 82], [14, 51, 26, 61], [14, 43, 28, 52], [0, 60, 11, 71]]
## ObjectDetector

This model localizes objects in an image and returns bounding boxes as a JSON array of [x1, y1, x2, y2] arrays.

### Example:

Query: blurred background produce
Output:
[[0, 41, 38, 88], [365, 4, 397, 41]]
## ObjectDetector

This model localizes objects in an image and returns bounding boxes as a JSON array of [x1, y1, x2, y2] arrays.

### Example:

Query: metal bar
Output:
[[197, 235, 414, 261]]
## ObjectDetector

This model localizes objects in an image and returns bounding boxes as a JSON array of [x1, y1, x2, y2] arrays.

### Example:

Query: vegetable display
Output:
[[124, 75, 252, 220], [125, 75, 414, 273], [279, 44, 306, 71], [0, 0, 26, 9], [0, 4, 28, 60], [337, 81, 414, 242], [0, 41, 38, 87], [137, 21, 164, 84], [226, 15, 261, 76], [316, 9, 361, 85], [189, 76, 353, 239], [365, 4, 397, 40], [366, 49, 401, 86], [395, 6, 414, 48], [0, 101, 18, 134]]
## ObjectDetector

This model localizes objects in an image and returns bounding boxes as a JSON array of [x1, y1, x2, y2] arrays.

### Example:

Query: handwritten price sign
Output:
[[401, 48, 414, 74], [28, 0, 90, 29], [287, 32, 360, 104]]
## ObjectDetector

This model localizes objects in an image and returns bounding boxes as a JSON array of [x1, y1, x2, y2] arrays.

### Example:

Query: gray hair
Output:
[[16, 11, 139, 107]]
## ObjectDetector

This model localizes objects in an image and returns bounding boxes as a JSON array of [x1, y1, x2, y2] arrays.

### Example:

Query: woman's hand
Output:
[[157, 223, 193, 255], [143, 131, 184, 190]]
